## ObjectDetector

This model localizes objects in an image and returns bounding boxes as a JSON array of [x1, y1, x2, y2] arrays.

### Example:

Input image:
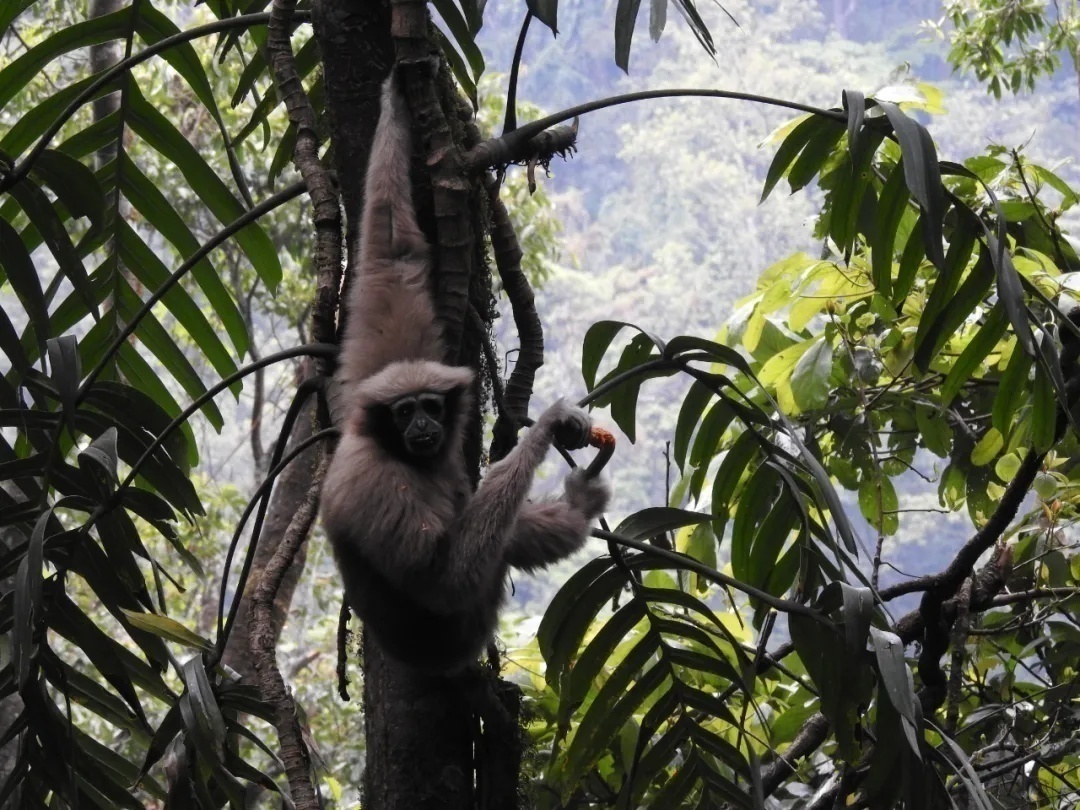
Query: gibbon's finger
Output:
[[585, 427, 616, 478]]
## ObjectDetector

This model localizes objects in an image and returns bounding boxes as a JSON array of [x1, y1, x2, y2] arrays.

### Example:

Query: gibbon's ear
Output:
[[355, 360, 475, 406]]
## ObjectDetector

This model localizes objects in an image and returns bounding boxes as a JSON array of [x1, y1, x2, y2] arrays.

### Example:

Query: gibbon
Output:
[[320, 67, 610, 673]]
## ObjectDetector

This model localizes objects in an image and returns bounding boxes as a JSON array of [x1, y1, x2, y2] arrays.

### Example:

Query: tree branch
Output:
[[268, 0, 342, 367], [249, 453, 328, 810]]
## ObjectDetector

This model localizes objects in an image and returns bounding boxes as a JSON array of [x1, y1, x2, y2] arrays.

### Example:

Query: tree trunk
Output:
[[310, 1, 490, 806]]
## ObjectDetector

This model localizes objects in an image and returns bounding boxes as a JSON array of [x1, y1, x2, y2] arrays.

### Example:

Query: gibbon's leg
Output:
[[504, 469, 610, 572], [441, 401, 591, 596], [360, 69, 428, 264]]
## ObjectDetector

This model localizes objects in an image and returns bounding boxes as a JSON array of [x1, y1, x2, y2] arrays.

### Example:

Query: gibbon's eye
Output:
[[392, 399, 416, 422], [418, 393, 445, 419]]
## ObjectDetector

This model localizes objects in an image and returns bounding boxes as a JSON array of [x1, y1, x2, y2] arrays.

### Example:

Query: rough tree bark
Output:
[[310, 1, 500, 807]]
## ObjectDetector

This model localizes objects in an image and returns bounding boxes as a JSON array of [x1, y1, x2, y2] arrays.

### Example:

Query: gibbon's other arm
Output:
[[504, 468, 610, 572], [431, 400, 595, 603], [337, 66, 444, 392]]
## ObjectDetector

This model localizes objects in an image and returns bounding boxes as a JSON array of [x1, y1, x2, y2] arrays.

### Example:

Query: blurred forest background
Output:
[[3, 0, 1080, 805]]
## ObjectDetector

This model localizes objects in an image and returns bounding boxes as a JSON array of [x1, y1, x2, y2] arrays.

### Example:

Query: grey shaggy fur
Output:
[[320, 69, 610, 673]]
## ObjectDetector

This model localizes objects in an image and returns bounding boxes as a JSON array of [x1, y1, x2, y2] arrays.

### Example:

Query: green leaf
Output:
[[709, 431, 758, 536], [940, 303, 1007, 406], [0, 7, 133, 112], [869, 627, 921, 758], [47, 335, 81, 428], [126, 87, 282, 290], [13, 511, 49, 688], [0, 0, 37, 35], [760, 115, 819, 203], [894, 214, 926, 307], [581, 320, 663, 390], [121, 611, 212, 652], [688, 396, 734, 470], [432, 0, 485, 85], [560, 645, 664, 794], [7, 178, 98, 317], [30, 149, 106, 231], [858, 472, 899, 535], [915, 405, 952, 458], [561, 601, 646, 717], [913, 223, 981, 370], [115, 219, 241, 378], [114, 280, 224, 430], [1030, 362, 1056, 453], [614, 0, 644, 72], [527, 0, 559, 34], [731, 461, 778, 580], [970, 428, 1005, 466], [747, 489, 798, 591], [612, 507, 713, 541], [673, 380, 714, 471], [79, 426, 119, 488], [0, 216, 50, 360], [789, 337, 833, 411], [876, 101, 945, 270], [787, 120, 845, 193], [872, 160, 911, 299], [993, 344, 1032, 435]]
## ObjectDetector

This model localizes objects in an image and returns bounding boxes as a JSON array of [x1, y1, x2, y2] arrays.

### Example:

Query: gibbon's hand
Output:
[[564, 467, 611, 519], [545, 400, 593, 451]]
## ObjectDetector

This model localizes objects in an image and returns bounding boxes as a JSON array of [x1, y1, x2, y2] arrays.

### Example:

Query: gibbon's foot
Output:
[[565, 467, 611, 518]]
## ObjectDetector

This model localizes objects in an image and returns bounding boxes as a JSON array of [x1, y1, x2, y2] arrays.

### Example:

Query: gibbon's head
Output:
[[356, 361, 474, 462]]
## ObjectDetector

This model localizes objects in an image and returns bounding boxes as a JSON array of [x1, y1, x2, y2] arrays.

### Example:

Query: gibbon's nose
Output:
[[416, 416, 429, 430]]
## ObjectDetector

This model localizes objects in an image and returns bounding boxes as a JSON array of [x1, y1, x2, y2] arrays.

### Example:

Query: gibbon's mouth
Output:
[[409, 433, 442, 454]]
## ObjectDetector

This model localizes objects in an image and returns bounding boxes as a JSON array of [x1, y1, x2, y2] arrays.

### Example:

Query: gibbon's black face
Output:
[[389, 392, 448, 458]]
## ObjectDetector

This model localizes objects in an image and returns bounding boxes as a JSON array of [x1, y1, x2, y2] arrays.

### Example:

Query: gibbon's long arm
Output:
[[505, 468, 608, 571], [337, 70, 444, 390], [424, 401, 592, 607]]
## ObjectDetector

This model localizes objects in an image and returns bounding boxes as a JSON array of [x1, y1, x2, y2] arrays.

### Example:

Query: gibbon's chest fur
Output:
[[324, 430, 503, 671]]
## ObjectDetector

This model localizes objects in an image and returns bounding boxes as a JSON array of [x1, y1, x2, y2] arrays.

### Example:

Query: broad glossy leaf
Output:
[[787, 120, 845, 193], [614, 0, 644, 72], [876, 101, 945, 270], [789, 337, 832, 412], [527, 0, 559, 33], [760, 115, 818, 203], [993, 345, 1032, 436], [581, 320, 663, 390], [970, 427, 1004, 466], [673, 379, 714, 470], [940, 303, 1007, 406], [613, 507, 713, 541]]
